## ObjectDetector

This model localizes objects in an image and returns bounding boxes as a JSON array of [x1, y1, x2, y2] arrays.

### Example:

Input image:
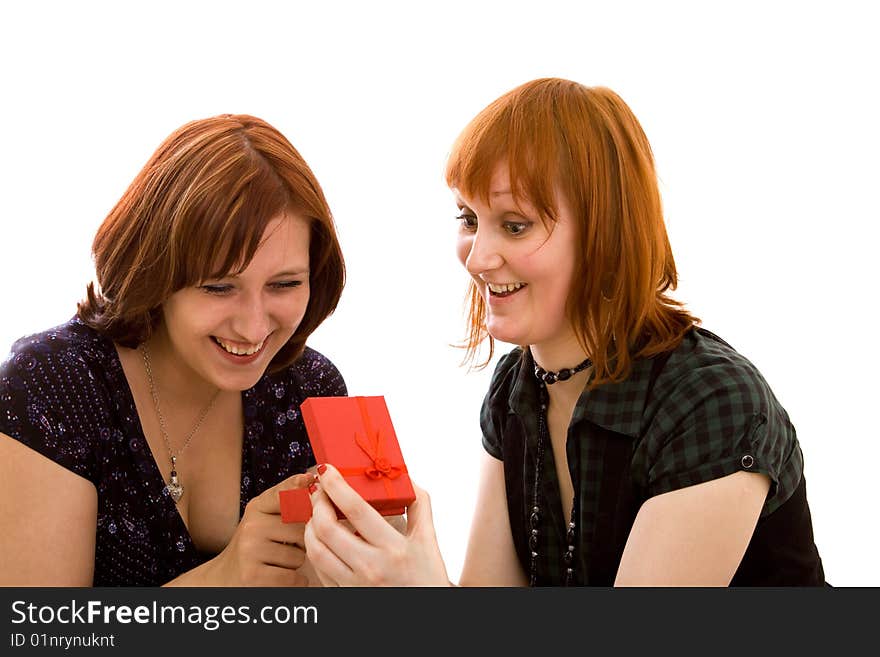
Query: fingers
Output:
[[404, 484, 435, 539], [258, 564, 311, 587], [297, 557, 329, 588], [271, 521, 307, 549], [307, 481, 366, 560], [237, 502, 308, 548], [313, 464, 398, 548], [263, 542, 306, 571], [303, 512, 352, 587], [250, 472, 316, 514]]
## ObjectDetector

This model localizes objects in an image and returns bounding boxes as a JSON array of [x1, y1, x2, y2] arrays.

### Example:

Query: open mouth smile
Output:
[[212, 336, 267, 358], [486, 282, 527, 297]]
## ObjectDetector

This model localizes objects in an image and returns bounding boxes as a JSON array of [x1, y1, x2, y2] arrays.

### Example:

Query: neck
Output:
[[529, 333, 591, 401], [529, 331, 590, 374], [142, 325, 220, 411]]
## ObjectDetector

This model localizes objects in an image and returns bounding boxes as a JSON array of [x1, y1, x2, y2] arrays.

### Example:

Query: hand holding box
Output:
[[279, 396, 415, 522]]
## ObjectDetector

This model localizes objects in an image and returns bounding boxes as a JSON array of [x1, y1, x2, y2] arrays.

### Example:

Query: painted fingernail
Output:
[[317, 464, 327, 475], [308, 483, 317, 494]]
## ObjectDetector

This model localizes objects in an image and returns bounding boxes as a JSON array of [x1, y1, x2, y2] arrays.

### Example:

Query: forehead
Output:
[[455, 165, 557, 220], [454, 164, 519, 207], [212, 212, 310, 277]]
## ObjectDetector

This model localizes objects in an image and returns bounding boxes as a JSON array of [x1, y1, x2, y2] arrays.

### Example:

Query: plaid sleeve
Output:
[[480, 350, 522, 460], [643, 358, 803, 517]]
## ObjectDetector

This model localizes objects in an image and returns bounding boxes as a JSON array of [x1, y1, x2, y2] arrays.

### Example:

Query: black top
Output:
[[0, 318, 347, 585], [481, 327, 825, 586]]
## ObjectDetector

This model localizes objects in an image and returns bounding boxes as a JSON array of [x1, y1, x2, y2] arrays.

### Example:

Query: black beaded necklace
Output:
[[528, 356, 591, 586], [533, 357, 592, 385]]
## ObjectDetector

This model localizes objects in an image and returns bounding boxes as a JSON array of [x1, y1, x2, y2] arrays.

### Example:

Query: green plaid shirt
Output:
[[481, 327, 824, 586]]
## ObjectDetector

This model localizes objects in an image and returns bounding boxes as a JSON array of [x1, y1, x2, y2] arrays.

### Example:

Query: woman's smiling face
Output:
[[455, 163, 579, 352], [156, 212, 311, 392]]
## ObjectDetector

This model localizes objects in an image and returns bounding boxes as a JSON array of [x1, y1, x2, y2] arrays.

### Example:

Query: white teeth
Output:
[[215, 337, 264, 356], [487, 282, 525, 294]]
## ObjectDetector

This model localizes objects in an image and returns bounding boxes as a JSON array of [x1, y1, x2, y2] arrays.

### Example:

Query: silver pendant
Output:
[[167, 467, 183, 503]]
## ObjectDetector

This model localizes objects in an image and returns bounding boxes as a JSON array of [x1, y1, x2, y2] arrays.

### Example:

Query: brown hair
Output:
[[445, 78, 698, 387], [77, 114, 345, 371]]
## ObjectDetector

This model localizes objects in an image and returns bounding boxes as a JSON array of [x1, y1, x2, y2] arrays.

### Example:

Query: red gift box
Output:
[[279, 396, 415, 523]]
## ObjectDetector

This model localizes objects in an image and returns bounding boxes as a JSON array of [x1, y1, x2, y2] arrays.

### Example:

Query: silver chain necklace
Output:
[[140, 344, 220, 503]]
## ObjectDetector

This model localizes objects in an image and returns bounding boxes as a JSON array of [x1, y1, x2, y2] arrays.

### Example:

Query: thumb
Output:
[[252, 472, 316, 514], [404, 484, 436, 539]]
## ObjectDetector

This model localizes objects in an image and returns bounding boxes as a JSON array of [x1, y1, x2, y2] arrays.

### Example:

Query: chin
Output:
[[216, 371, 267, 392], [486, 322, 527, 347]]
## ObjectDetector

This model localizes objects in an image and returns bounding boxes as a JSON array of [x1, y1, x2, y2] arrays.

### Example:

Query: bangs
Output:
[[445, 79, 579, 223], [171, 145, 296, 288]]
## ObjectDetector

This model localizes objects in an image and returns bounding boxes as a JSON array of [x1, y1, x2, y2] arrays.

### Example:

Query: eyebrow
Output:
[[270, 269, 310, 277], [225, 268, 310, 279], [454, 190, 512, 207]]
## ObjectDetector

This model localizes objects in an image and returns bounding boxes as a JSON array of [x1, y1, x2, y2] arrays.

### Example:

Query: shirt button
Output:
[[741, 454, 755, 469]]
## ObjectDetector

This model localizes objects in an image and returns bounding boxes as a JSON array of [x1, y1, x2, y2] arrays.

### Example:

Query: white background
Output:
[[1, 1, 877, 586]]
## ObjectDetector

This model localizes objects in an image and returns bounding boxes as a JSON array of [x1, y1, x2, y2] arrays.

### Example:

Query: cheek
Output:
[[277, 291, 311, 327], [161, 299, 201, 341], [523, 249, 575, 301]]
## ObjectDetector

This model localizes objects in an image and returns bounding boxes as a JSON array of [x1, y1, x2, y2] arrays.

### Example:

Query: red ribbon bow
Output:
[[355, 432, 403, 480], [336, 398, 408, 502]]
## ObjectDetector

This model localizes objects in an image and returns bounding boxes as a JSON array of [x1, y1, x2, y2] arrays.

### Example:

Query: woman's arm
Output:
[[0, 429, 314, 587], [459, 451, 528, 586], [164, 473, 315, 587], [614, 470, 770, 586], [0, 432, 97, 586]]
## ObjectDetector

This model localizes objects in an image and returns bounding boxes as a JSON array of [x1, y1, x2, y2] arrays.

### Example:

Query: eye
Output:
[[270, 280, 303, 290], [456, 212, 478, 232], [200, 284, 233, 295], [504, 221, 531, 236]]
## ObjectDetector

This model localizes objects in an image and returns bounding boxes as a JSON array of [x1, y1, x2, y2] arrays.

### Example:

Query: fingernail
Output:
[[317, 464, 327, 475], [308, 483, 317, 494]]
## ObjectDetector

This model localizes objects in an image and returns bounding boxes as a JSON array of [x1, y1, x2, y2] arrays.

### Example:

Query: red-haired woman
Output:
[[304, 78, 826, 586], [0, 115, 346, 586]]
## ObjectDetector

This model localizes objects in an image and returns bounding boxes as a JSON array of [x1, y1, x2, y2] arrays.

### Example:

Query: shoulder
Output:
[[643, 328, 801, 514], [0, 319, 115, 481], [260, 346, 347, 399], [651, 328, 781, 421], [480, 348, 526, 457], [484, 347, 526, 406], [1, 318, 114, 385]]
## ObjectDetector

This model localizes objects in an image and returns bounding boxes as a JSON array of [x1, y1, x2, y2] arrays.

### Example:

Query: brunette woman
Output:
[[0, 114, 346, 585]]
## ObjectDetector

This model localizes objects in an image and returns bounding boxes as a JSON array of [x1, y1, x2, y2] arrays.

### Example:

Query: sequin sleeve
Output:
[[0, 327, 106, 483], [293, 346, 347, 398]]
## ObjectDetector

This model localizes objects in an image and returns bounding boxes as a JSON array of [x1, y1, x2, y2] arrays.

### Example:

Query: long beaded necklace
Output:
[[528, 356, 591, 587]]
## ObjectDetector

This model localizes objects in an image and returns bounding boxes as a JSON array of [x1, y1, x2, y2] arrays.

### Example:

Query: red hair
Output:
[[77, 114, 345, 370], [445, 78, 698, 386]]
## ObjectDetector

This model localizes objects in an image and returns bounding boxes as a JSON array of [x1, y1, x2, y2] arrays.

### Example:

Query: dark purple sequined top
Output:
[[0, 318, 346, 586]]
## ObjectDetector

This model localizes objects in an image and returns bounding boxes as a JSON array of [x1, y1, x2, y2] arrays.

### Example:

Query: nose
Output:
[[462, 227, 504, 276], [231, 290, 271, 344]]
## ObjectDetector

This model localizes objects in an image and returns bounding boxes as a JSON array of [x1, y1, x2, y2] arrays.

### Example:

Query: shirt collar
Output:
[[508, 347, 659, 438]]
